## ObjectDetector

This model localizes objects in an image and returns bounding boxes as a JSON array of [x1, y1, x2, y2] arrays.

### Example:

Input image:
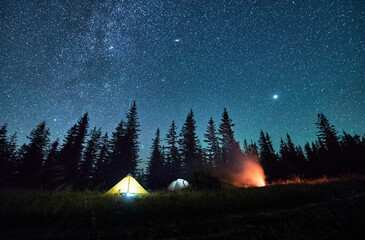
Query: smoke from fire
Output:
[[231, 157, 266, 187]]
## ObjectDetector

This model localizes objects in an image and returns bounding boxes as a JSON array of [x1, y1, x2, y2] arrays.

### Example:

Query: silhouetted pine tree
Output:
[[108, 102, 140, 186], [80, 127, 102, 189], [58, 124, 77, 186], [94, 133, 110, 189], [258, 130, 279, 182], [279, 134, 306, 178], [340, 132, 365, 174], [19, 121, 50, 188], [165, 121, 181, 182], [135, 168, 147, 188], [179, 110, 202, 178], [218, 108, 241, 170], [243, 139, 259, 159], [109, 119, 126, 185], [59, 113, 89, 188], [284, 134, 297, 169], [279, 138, 290, 178], [304, 142, 314, 177], [243, 140, 257, 157], [4, 109, 365, 189], [204, 117, 220, 171], [124, 101, 140, 176], [42, 139, 60, 189], [316, 113, 340, 151], [315, 113, 340, 176], [0, 124, 9, 169], [6, 133, 17, 187], [304, 141, 323, 178], [304, 142, 316, 178], [295, 145, 307, 176], [0, 124, 17, 188], [14, 144, 27, 184], [147, 129, 165, 189]]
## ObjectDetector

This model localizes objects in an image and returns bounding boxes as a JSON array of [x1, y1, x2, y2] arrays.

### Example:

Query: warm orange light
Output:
[[233, 158, 266, 187], [271, 176, 332, 185]]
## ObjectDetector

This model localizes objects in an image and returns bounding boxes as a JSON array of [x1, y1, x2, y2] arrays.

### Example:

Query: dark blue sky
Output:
[[1, 0, 364, 166]]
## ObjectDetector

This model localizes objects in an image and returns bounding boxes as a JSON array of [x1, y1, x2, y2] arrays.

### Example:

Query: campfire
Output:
[[231, 158, 266, 187]]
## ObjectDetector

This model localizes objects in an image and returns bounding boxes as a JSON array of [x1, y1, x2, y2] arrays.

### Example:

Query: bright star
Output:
[[273, 94, 279, 99], [174, 39, 181, 42]]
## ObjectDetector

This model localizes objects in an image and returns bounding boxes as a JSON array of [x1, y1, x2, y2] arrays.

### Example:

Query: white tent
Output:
[[167, 179, 189, 191]]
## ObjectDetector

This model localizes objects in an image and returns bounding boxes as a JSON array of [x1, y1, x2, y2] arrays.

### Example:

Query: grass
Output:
[[0, 177, 364, 239]]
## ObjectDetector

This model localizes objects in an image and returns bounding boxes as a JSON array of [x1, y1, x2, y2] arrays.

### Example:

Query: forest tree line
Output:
[[0, 101, 364, 190]]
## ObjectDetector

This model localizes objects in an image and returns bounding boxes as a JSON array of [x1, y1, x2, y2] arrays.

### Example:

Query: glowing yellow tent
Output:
[[106, 174, 148, 195]]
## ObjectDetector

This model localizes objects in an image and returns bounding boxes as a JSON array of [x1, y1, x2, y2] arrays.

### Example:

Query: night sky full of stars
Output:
[[1, 0, 364, 166]]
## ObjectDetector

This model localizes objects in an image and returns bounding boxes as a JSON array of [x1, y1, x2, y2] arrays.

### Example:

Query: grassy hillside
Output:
[[0, 178, 364, 239]]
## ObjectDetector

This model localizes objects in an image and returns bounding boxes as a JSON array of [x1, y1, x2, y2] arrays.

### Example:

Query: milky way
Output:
[[1, 0, 364, 166]]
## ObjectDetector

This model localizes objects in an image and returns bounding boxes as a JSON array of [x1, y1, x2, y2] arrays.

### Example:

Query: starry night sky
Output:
[[1, 0, 364, 166]]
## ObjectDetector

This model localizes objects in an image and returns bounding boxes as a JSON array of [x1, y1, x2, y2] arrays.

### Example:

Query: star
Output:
[[1, 0, 363, 171]]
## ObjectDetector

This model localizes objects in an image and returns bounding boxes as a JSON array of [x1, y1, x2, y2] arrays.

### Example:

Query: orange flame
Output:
[[233, 159, 266, 187]]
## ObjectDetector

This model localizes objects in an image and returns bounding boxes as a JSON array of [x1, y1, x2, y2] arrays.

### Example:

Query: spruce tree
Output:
[[147, 129, 165, 189], [43, 140, 59, 173], [279, 134, 299, 178], [0, 124, 17, 188], [179, 109, 202, 178], [59, 113, 89, 188], [218, 108, 240, 169], [279, 138, 289, 178], [108, 102, 140, 185], [7, 133, 17, 186], [124, 101, 140, 176], [243, 139, 259, 159], [80, 127, 102, 189], [109, 119, 126, 185], [279, 134, 307, 178], [58, 124, 77, 187], [295, 145, 307, 176], [94, 133, 110, 189], [0, 124, 10, 187], [42, 139, 60, 189], [307, 141, 323, 178], [316, 113, 340, 151], [340, 132, 364, 174], [315, 113, 340, 176], [19, 121, 50, 188], [15, 144, 27, 185], [0, 124, 9, 165], [135, 168, 147, 188], [304, 142, 314, 177], [258, 130, 278, 182], [204, 117, 220, 170], [165, 121, 181, 181]]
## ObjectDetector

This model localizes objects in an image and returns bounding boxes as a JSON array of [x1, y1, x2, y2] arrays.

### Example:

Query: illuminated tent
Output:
[[106, 174, 148, 195], [167, 179, 189, 191]]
